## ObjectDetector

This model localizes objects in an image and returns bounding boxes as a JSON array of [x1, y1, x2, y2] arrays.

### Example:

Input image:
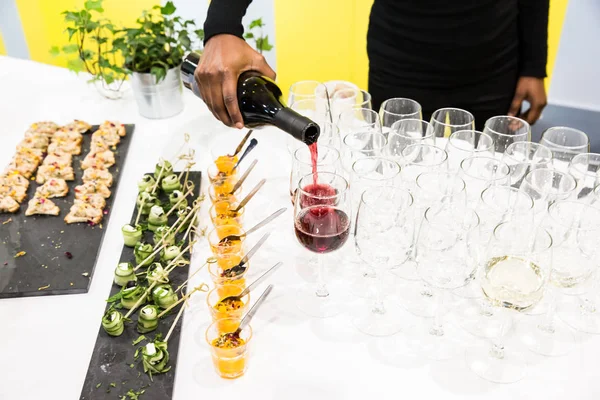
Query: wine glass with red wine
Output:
[[294, 172, 351, 317]]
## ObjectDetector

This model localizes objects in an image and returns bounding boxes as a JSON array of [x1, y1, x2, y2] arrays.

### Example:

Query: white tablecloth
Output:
[[0, 56, 598, 400]]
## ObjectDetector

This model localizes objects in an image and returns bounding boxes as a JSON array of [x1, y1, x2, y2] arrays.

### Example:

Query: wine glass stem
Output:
[[490, 310, 510, 359], [429, 289, 444, 336], [315, 253, 329, 298], [539, 287, 557, 333], [372, 269, 385, 314]]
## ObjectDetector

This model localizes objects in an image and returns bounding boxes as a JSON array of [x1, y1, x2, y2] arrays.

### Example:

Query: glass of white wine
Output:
[[466, 220, 552, 384]]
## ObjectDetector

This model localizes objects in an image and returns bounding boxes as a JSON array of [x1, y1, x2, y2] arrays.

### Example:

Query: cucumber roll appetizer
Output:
[[142, 339, 171, 377], [102, 308, 125, 337], [137, 192, 159, 215], [152, 284, 178, 309], [154, 160, 173, 181], [137, 174, 156, 193], [122, 224, 143, 247], [120, 281, 146, 309], [134, 242, 155, 267], [114, 262, 136, 286], [148, 205, 168, 232], [153, 226, 175, 247], [169, 190, 187, 208], [137, 305, 160, 333], [147, 262, 169, 285], [161, 174, 181, 194], [160, 245, 181, 262]]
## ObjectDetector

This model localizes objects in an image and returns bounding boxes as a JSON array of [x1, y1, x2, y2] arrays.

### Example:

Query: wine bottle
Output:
[[181, 52, 320, 145]]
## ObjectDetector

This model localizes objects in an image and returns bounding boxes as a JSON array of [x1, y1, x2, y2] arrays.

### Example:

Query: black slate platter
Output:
[[80, 171, 201, 400], [0, 124, 134, 298]]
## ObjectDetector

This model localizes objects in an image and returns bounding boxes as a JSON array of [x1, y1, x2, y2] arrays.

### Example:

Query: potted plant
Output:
[[113, 2, 203, 119], [243, 18, 274, 55], [50, 0, 128, 99]]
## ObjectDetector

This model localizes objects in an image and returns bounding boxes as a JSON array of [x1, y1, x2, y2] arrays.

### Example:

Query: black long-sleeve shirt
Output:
[[204, 0, 548, 89]]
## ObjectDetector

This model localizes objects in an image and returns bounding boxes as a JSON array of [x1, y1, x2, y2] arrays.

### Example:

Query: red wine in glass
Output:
[[309, 142, 318, 185], [294, 205, 350, 253]]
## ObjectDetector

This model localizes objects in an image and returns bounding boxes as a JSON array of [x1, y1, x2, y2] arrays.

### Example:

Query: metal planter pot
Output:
[[131, 67, 185, 119]]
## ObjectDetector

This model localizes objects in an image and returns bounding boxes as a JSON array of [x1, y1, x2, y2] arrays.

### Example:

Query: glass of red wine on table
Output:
[[293, 172, 351, 318]]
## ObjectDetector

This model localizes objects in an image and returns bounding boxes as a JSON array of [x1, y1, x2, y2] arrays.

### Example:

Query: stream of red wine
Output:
[[308, 142, 318, 186]]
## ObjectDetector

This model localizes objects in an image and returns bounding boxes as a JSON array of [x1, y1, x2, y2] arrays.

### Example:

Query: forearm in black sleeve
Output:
[[204, 0, 253, 44], [518, 0, 550, 78]]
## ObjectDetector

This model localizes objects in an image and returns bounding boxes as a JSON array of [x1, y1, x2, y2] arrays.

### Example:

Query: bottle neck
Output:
[[273, 108, 320, 145]]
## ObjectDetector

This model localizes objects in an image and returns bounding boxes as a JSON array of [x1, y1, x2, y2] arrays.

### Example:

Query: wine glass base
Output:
[[296, 286, 345, 318], [452, 280, 481, 300], [456, 299, 509, 338], [347, 270, 398, 299], [519, 317, 575, 357], [397, 281, 437, 318], [352, 301, 408, 337], [391, 259, 420, 281], [465, 345, 527, 384], [408, 322, 466, 361], [557, 298, 600, 334]]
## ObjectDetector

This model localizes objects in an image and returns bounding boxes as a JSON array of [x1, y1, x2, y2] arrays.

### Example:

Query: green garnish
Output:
[[102, 308, 124, 337], [153, 226, 175, 247], [141, 339, 171, 379], [114, 262, 136, 287], [161, 174, 181, 194], [134, 242, 155, 267], [137, 305, 160, 333], [147, 205, 167, 232], [154, 160, 173, 181], [146, 263, 169, 285], [110, 383, 117, 388], [120, 283, 146, 310], [122, 224, 143, 247], [168, 190, 187, 208], [132, 335, 147, 346], [96, 383, 102, 389], [152, 284, 178, 309], [160, 245, 181, 262], [137, 175, 156, 193]]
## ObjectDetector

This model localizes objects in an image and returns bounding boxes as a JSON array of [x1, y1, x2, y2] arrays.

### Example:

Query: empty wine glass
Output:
[[347, 158, 402, 299], [540, 127, 590, 171], [288, 80, 322, 105], [387, 119, 435, 159], [414, 204, 480, 359], [445, 130, 494, 172], [430, 108, 475, 139], [568, 153, 600, 201], [337, 108, 382, 136], [459, 156, 510, 206], [519, 168, 577, 222], [548, 201, 600, 334], [466, 220, 553, 383], [502, 142, 553, 187], [379, 98, 423, 132], [290, 145, 341, 204], [353, 186, 415, 336], [397, 144, 449, 189], [332, 88, 372, 114], [294, 172, 351, 318], [483, 115, 531, 154], [341, 132, 387, 174]]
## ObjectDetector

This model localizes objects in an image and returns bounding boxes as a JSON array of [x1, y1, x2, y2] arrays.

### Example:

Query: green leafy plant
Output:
[[244, 18, 273, 54], [113, 2, 204, 83], [50, 0, 128, 95]]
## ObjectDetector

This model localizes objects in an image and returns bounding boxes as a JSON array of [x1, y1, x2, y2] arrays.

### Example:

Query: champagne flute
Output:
[[294, 172, 352, 318], [466, 220, 553, 383], [387, 119, 435, 159], [483, 115, 531, 154], [430, 107, 475, 139], [414, 204, 480, 359], [379, 98, 423, 132], [353, 186, 415, 336], [568, 153, 600, 201], [540, 126, 589, 171], [502, 142, 553, 187], [445, 130, 494, 173]]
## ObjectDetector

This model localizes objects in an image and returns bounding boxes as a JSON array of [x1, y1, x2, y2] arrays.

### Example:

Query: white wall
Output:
[[549, 0, 600, 111], [170, 0, 277, 69]]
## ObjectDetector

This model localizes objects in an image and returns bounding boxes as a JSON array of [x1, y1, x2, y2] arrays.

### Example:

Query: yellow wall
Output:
[[14, 0, 151, 68], [274, 0, 569, 96], [0, 32, 6, 55]]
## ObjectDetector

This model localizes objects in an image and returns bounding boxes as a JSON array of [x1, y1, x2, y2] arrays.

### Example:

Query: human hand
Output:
[[508, 77, 547, 124], [195, 34, 276, 128]]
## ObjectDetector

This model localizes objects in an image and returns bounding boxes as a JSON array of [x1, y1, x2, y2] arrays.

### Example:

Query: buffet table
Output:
[[0, 56, 599, 400]]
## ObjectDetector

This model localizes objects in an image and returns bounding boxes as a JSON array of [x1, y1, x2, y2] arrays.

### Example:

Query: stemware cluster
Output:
[[286, 80, 600, 384]]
